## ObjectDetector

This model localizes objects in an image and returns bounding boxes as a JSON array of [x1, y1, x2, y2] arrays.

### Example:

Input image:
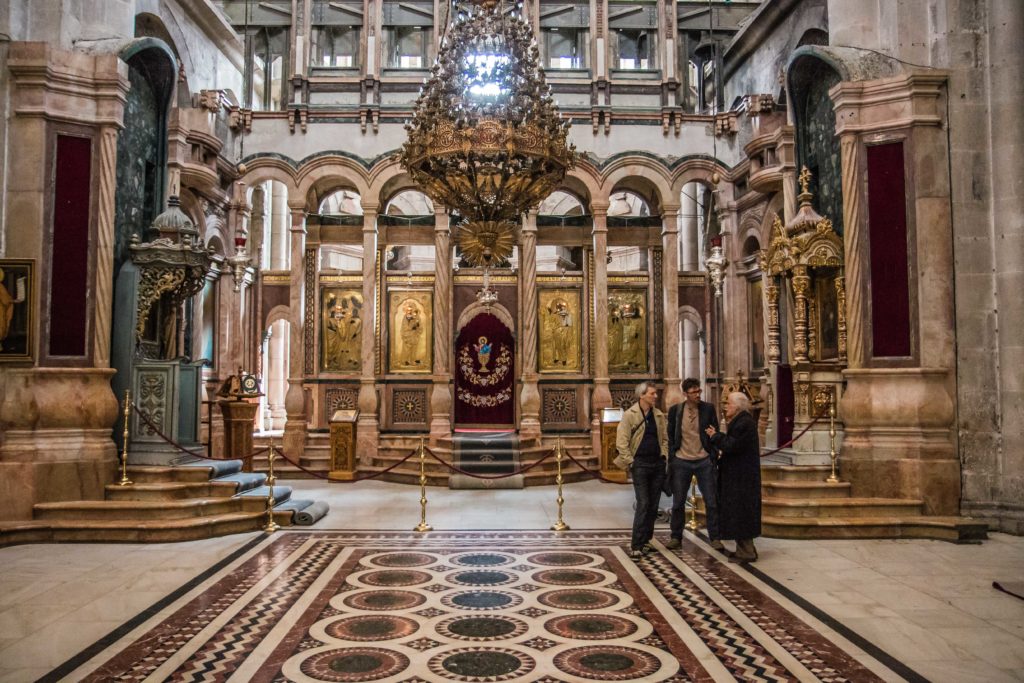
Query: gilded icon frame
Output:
[[321, 288, 364, 373], [608, 288, 647, 373], [538, 288, 581, 373], [388, 290, 433, 374], [0, 259, 34, 362]]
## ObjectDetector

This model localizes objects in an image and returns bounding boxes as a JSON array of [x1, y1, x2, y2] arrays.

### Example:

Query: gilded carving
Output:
[[388, 290, 433, 373], [608, 289, 647, 373], [538, 289, 581, 373], [321, 289, 363, 373]]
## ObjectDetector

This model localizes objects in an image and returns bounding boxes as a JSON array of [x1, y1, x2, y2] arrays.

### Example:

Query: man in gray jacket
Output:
[[614, 382, 668, 559]]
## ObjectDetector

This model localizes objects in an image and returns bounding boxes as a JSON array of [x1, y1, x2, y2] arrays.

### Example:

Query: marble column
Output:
[[283, 203, 308, 458], [590, 203, 612, 414], [269, 321, 288, 430], [93, 125, 119, 367], [661, 206, 682, 407], [680, 182, 700, 271], [356, 205, 380, 463], [430, 209, 453, 440], [838, 133, 865, 368], [270, 182, 289, 270], [519, 210, 541, 441]]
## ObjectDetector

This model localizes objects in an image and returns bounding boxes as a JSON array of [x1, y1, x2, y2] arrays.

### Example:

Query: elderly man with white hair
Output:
[[705, 391, 762, 563]]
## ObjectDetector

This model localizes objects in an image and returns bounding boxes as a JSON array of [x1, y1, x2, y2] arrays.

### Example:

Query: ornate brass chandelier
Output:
[[399, 0, 576, 269]]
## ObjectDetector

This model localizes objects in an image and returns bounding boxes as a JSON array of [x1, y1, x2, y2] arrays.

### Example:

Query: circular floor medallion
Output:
[[527, 551, 593, 566], [436, 614, 529, 641], [448, 569, 516, 587], [449, 552, 516, 567], [359, 569, 432, 587], [367, 552, 436, 568], [300, 647, 410, 681], [428, 647, 536, 681], [532, 568, 604, 586], [324, 615, 419, 642], [537, 588, 618, 611], [442, 590, 523, 611], [544, 614, 638, 640], [341, 589, 426, 611], [554, 646, 662, 680]]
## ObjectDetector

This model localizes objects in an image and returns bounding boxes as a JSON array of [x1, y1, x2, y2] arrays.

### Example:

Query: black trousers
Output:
[[630, 460, 666, 551], [669, 455, 720, 541]]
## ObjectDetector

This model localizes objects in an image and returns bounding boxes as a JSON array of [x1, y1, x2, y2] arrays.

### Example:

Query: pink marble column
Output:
[[356, 205, 380, 463], [661, 206, 682, 407], [283, 203, 308, 459], [519, 210, 541, 441], [430, 209, 453, 440]]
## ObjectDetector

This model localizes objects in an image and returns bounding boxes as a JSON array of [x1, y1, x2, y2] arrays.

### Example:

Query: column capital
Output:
[[590, 201, 610, 216]]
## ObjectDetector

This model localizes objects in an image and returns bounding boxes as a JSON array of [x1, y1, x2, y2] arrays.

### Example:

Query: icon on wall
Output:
[[0, 259, 33, 362]]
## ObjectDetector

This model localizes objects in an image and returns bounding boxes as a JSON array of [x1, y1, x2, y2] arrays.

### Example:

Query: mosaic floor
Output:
[[53, 531, 911, 682]]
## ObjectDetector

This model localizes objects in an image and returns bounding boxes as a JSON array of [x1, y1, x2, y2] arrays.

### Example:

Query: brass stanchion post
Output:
[[685, 474, 699, 531], [263, 438, 280, 533], [550, 437, 570, 531], [414, 437, 433, 532], [826, 392, 840, 483], [118, 390, 133, 486]]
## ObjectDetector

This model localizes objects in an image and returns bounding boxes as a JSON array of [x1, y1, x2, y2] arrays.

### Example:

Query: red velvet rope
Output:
[[423, 445, 560, 479], [270, 444, 421, 482], [758, 409, 829, 457], [559, 449, 632, 484]]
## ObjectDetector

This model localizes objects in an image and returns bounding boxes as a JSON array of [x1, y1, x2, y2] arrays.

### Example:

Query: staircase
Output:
[[697, 464, 988, 542], [0, 459, 298, 547]]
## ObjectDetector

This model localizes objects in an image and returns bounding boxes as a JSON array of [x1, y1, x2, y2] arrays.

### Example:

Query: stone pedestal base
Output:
[[0, 367, 119, 519], [283, 418, 307, 462], [841, 368, 959, 515], [429, 381, 452, 443], [220, 400, 258, 470]]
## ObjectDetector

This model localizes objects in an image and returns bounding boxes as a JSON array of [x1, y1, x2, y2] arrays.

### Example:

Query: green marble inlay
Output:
[[580, 652, 634, 672], [442, 651, 521, 677]]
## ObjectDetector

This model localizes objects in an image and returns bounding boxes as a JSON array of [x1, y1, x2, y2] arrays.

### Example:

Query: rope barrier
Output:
[[559, 448, 632, 484], [423, 445, 560, 479], [759, 409, 829, 457], [270, 445, 421, 482], [132, 406, 213, 459]]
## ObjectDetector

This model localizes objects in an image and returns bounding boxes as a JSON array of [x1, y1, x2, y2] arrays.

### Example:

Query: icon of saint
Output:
[[474, 335, 492, 373]]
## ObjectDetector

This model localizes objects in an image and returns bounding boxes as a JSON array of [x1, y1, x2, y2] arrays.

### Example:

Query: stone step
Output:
[[760, 515, 989, 543], [104, 481, 240, 501], [125, 465, 218, 484], [762, 497, 924, 518], [762, 480, 852, 499], [0, 510, 294, 546], [760, 465, 834, 482], [33, 498, 246, 521]]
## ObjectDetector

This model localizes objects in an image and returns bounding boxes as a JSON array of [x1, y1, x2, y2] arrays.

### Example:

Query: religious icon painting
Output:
[[321, 288, 364, 373], [538, 289, 581, 373], [0, 259, 33, 362], [608, 288, 647, 374], [388, 290, 433, 374]]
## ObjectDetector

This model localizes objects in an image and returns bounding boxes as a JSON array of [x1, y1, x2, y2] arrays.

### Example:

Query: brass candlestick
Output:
[[551, 437, 570, 531], [685, 474, 699, 531], [826, 393, 840, 483], [263, 438, 280, 533], [414, 437, 433, 532], [118, 390, 133, 486]]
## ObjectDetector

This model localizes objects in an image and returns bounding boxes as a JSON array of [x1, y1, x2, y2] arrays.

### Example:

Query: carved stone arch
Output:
[[669, 159, 731, 198], [456, 302, 514, 335], [600, 158, 673, 214], [265, 304, 291, 331], [678, 304, 703, 331], [239, 158, 300, 195], [297, 156, 372, 211]]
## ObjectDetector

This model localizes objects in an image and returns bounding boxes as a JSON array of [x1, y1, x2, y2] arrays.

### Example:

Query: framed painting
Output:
[[0, 259, 33, 362], [321, 288, 364, 373], [538, 289, 581, 373], [388, 290, 433, 374], [608, 288, 647, 373]]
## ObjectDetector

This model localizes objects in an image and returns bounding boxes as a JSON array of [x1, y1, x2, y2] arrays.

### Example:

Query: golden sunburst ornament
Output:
[[456, 219, 518, 266]]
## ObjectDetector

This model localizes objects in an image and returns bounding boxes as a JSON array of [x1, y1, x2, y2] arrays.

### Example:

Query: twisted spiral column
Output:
[[839, 134, 865, 367], [519, 210, 541, 440]]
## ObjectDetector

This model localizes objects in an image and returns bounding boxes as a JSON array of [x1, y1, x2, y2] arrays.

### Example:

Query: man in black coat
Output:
[[665, 378, 722, 551], [706, 391, 762, 563]]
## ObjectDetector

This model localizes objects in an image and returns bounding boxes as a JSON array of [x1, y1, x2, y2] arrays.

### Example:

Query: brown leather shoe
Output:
[[665, 538, 682, 549], [709, 540, 725, 552]]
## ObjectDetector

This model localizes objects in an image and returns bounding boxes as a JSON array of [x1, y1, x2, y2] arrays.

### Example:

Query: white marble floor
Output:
[[0, 480, 1021, 682]]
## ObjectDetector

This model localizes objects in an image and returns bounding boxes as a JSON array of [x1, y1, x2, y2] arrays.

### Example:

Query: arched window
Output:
[[537, 191, 586, 272], [607, 190, 652, 271]]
